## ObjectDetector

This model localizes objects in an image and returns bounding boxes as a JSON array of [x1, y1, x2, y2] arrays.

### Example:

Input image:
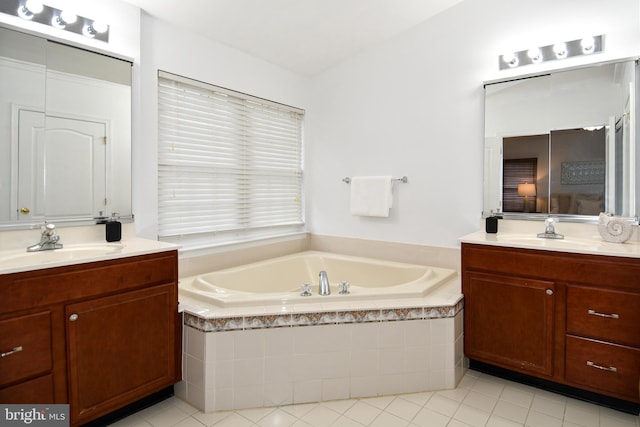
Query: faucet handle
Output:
[[42, 223, 56, 235]]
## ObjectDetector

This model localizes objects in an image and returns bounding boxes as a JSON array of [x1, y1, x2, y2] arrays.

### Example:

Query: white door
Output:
[[18, 110, 107, 221]]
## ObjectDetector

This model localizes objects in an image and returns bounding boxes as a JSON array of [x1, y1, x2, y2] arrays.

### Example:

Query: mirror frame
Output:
[[483, 58, 639, 224]]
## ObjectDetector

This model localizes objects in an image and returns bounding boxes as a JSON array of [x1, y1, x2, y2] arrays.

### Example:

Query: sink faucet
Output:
[[537, 217, 564, 240], [27, 223, 63, 252], [318, 270, 331, 296]]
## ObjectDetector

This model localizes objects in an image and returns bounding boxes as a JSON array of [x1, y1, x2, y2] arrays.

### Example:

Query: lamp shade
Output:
[[517, 183, 536, 197]]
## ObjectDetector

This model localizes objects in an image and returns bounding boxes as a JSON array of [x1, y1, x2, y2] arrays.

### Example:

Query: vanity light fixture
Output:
[[499, 35, 604, 70], [0, 0, 109, 42]]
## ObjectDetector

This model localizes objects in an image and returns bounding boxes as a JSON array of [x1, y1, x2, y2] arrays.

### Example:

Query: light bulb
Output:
[[581, 36, 595, 53], [25, 0, 43, 13], [553, 42, 567, 59], [527, 47, 542, 63], [502, 52, 519, 68], [91, 21, 108, 33], [61, 11, 78, 24], [17, 0, 44, 19], [83, 20, 109, 37]]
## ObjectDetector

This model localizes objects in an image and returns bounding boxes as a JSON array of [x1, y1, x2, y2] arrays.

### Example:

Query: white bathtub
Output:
[[179, 250, 457, 307]]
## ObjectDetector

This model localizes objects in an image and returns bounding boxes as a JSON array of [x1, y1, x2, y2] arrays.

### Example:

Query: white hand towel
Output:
[[350, 176, 393, 217]]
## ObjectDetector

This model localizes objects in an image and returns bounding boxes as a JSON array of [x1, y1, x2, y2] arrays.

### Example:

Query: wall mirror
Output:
[[484, 59, 638, 222], [0, 26, 132, 229]]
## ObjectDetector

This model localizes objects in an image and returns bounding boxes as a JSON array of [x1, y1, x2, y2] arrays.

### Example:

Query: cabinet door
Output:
[[464, 271, 555, 376], [65, 284, 177, 424]]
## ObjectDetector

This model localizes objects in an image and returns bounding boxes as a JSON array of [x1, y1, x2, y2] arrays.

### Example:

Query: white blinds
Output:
[[157, 71, 304, 244]]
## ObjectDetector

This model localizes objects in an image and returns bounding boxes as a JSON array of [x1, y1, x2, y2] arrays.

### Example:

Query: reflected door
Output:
[[18, 110, 107, 221]]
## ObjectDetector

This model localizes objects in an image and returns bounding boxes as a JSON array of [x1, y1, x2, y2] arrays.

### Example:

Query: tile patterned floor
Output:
[[112, 370, 639, 427]]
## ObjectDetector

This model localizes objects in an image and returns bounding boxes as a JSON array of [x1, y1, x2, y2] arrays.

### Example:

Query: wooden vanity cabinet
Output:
[[0, 250, 181, 426], [462, 243, 640, 408]]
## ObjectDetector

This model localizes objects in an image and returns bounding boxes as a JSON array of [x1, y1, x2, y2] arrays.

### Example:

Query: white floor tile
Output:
[[485, 414, 524, 427], [320, 399, 357, 415], [112, 371, 640, 427], [358, 395, 394, 410], [530, 395, 565, 420], [410, 407, 450, 427], [237, 407, 276, 423], [398, 391, 434, 407], [369, 411, 410, 427], [463, 389, 498, 412], [491, 400, 528, 424], [298, 405, 341, 427], [525, 410, 563, 427], [499, 385, 534, 408], [424, 394, 460, 417], [453, 404, 491, 427], [343, 401, 382, 426], [255, 409, 298, 427], [331, 416, 366, 427], [384, 397, 422, 421]]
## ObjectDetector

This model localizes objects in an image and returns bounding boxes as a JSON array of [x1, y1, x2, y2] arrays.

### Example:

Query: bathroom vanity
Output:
[[460, 232, 640, 412], [0, 243, 180, 426]]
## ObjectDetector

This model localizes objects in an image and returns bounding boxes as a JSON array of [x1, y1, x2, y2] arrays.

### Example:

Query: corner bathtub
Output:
[[177, 250, 465, 412], [179, 250, 457, 307]]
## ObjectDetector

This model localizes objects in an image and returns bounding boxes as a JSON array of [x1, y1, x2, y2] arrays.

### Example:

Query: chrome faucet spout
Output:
[[537, 217, 564, 239], [27, 223, 64, 252], [318, 270, 331, 296]]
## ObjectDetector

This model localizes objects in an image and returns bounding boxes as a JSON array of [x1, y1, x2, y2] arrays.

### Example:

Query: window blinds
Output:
[[157, 71, 304, 244], [502, 158, 537, 212]]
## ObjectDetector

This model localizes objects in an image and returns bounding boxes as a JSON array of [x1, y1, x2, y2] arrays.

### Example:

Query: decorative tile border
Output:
[[184, 298, 464, 332]]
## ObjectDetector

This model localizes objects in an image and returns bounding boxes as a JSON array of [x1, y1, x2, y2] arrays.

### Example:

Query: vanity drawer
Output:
[[566, 285, 640, 347], [565, 335, 640, 401], [0, 311, 53, 387], [0, 374, 54, 403]]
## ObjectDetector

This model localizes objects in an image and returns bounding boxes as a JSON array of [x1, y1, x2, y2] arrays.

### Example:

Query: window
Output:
[[503, 158, 537, 212], [157, 71, 304, 247]]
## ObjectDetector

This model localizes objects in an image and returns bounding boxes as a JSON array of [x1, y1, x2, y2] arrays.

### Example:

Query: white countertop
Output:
[[459, 221, 640, 259], [0, 223, 179, 275]]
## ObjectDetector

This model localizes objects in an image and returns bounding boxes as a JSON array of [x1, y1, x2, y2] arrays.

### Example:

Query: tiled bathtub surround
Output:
[[183, 303, 462, 332], [176, 235, 464, 412], [176, 285, 464, 412]]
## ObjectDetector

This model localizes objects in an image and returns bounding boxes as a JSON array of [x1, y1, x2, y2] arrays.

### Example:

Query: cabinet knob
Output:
[[545, 289, 553, 295], [69, 313, 79, 321], [20, 207, 30, 214]]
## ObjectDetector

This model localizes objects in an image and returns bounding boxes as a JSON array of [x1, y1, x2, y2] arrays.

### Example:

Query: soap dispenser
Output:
[[105, 213, 122, 242]]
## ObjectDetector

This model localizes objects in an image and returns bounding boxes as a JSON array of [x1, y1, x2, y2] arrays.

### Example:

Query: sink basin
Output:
[[0, 243, 125, 270]]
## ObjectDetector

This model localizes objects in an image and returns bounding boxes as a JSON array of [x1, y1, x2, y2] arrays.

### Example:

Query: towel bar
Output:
[[342, 176, 408, 184]]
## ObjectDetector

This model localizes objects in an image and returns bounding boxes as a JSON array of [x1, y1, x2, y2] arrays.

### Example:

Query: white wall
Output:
[[306, 0, 640, 248], [135, 13, 310, 239], [3, 0, 638, 250]]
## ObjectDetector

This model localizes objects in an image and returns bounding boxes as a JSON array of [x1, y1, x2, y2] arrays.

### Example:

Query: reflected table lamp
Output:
[[518, 183, 537, 212]]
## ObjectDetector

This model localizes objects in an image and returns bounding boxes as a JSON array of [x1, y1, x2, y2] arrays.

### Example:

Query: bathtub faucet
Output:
[[318, 271, 331, 296]]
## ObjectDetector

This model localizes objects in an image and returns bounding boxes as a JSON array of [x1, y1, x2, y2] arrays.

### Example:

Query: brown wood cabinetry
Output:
[[462, 243, 640, 408], [0, 250, 181, 426], [465, 272, 555, 377]]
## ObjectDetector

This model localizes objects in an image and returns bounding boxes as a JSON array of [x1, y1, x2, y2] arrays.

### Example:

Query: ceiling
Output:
[[122, 0, 463, 76]]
